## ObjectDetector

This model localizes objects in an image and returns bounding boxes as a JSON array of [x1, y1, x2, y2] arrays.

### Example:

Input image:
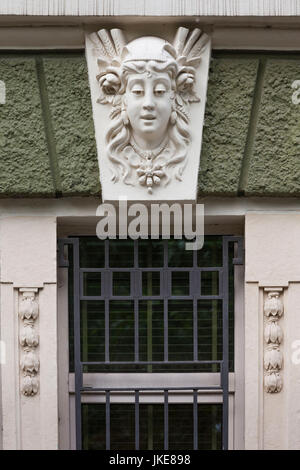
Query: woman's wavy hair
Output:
[[105, 59, 191, 185]]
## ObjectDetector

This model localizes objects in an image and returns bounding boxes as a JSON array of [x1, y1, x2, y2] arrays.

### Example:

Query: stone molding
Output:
[[18, 288, 40, 396], [0, 0, 299, 17], [263, 287, 284, 393]]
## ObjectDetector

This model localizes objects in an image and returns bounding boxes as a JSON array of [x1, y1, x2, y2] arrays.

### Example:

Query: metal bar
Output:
[[104, 240, 110, 363], [80, 295, 105, 301], [80, 294, 223, 301], [193, 243, 197, 268], [163, 239, 168, 268], [105, 299, 110, 363], [231, 237, 244, 266], [105, 239, 109, 268], [133, 244, 140, 363], [80, 269, 86, 299], [80, 267, 181, 273], [79, 268, 105, 273], [193, 389, 198, 450], [164, 390, 168, 450], [72, 238, 82, 450], [193, 297, 198, 361], [134, 239, 139, 268], [81, 386, 222, 392], [134, 298, 139, 362], [163, 240, 169, 363], [148, 405, 153, 450], [197, 267, 224, 272], [147, 302, 153, 373], [212, 244, 219, 374], [191, 260, 199, 361], [106, 391, 111, 450], [164, 298, 168, 362], [57, 239, 69, 267], [222, 237, 229, 450], [135, 390, 140, 450], [137, 267, 224, 272], [81, 359, 222, 365], [218, 269, 224, 296], [217, 236, 244, 266], [169, 295, 223, 300]]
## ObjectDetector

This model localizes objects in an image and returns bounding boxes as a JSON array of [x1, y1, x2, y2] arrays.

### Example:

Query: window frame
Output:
[[57, 230, 244, 450]]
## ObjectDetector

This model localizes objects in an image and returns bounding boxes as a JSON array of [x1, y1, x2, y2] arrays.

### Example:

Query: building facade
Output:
[[1, 0, 300, 450]]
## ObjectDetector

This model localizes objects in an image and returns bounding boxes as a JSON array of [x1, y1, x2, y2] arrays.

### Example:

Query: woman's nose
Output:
[[142, 90, 155, 110]]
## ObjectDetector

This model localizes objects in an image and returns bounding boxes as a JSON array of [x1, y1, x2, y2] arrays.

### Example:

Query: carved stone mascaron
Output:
[[86, 27, 211, 202]]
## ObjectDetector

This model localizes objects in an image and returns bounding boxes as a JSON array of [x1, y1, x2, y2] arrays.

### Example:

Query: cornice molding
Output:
[[1, 1, 300, 17]]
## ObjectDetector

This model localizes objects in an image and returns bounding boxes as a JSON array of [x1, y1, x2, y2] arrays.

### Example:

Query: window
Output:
[[58, 235, 244, 450]]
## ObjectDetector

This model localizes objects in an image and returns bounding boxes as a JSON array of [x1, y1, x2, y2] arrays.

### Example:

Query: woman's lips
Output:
[[141, 115, 156, 120]]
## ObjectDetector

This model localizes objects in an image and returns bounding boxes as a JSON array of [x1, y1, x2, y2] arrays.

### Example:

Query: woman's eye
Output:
[[131, 87, 144, 96], [154, 85, 167, 96]]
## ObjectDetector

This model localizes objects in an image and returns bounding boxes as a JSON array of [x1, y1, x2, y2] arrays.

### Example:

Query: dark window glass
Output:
[[80, 300, 105, 365], [69, 237, 235, 373], [110, 300, 134, 362], [142, 272, 160, 296], [109, 239, 134, 267], [168, 300, 193, 362], [168, 239, 193, 267], [198, 299, 222, 371], [68, 236, 238, 449], [139, 300, 164, 369], [112, 272, 131, 296], [171, 271, 190, 296], [82, 403, 222, 450], [201, 271, 219, 296], [79, 238, 105, 268], [139, 239, 164, 267], [197, 235, 223, 267], [82, 272, 102, 297]]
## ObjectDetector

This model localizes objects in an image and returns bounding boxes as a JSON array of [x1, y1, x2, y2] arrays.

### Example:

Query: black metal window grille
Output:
[[58, 236, 243, 450]]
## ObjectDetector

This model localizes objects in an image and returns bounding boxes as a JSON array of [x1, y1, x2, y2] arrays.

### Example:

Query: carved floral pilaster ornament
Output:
[[263, 288, 284, 393], [18, 288, 40, 396], [86, 27, 211, 201]]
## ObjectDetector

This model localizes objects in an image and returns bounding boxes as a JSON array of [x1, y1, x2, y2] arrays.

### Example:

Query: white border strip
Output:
[[1, 0, 300, 17]]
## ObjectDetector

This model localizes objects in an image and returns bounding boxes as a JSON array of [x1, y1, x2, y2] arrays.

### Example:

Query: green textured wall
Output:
[[1, 51, 300, 198], [0, 52, 100, 198], [0, 57, 54, 197], [198, 57, 259, 196], [246, 59, 300, 196], [199, 52, 300, 197]]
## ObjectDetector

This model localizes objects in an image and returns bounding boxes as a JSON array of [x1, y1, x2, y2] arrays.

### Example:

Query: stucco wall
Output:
[[1, 51, 300, 199], [0, 53, 100, 197]]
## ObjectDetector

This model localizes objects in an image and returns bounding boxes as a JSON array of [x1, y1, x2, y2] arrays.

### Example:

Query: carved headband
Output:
[[89, 27, 209, 105]]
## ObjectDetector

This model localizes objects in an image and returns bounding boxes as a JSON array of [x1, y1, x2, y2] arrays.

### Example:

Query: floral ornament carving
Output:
[[22, 376, 39, 397], [19, 289, 40, 396], [136, 162, 166, 194], [89, 27, 209, 193], [20, 350, 39, 376], [263, 289, 284, 393]]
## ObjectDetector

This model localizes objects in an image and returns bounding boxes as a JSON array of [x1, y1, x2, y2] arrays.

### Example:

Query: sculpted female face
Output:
[[124, 70, 173, 149]]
